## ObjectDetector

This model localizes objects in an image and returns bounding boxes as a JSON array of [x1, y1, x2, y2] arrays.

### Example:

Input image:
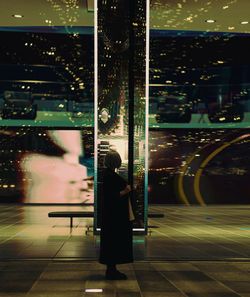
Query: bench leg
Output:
[[70, 217, 73, 229], [85, 225, 93, 235]]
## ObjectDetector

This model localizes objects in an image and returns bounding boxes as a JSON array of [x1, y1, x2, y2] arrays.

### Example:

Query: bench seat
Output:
[[48, 211, 94, 229], [48, 211, 164, 230]]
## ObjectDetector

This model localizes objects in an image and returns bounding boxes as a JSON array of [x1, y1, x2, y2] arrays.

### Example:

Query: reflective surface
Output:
[[149, 0, 250, 128], [0, 204, 249, 261], [0, 259, 249, 296], [148, 0, 250, 206], [0, 28, 94, 125], [149, 31, 250, 128], [0, 204, 250, 295], [148, 129, 250, 204], [0, 128, 94, 203], [0, 0, 94, 26], [150, 0, 250, 34], [95, 0, 147, 231]]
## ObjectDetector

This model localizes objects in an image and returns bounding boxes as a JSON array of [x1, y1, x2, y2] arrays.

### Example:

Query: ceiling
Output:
[[0, 0, 94, 27], [150, 0, 250, 33], [0, 0, 249, 33]]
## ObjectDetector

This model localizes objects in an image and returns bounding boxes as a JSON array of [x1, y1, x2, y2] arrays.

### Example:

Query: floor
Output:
[[0, 204, 249, 296], [0, 260, 249, 297]]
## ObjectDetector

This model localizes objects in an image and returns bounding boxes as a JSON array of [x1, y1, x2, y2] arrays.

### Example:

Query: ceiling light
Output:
[[12, 14, 24, 18], [240, 21, 249, 25], [205, 19, 216, 23], [85, 289, 103, 293]]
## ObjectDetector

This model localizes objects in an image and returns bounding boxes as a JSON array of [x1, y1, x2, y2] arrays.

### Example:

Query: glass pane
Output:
[[0, 127, 94, 203], [149, 1, 250, 205], [150, 2, 250, 128], [0, 2, 94, 204], [0, 2, 94, 126], [95, 0, 148, 232]]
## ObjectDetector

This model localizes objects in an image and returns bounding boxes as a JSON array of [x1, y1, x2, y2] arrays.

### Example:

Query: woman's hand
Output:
[[120, 185, 132, 197], [125, 185, 132, 193]]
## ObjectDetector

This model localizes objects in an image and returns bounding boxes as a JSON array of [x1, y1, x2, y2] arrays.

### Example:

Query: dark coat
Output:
[[99, 168, 133, 265]]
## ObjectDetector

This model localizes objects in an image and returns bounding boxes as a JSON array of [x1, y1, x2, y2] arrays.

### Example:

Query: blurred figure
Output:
[[99, 150, 134, 280], [20, 130, 93, 203]]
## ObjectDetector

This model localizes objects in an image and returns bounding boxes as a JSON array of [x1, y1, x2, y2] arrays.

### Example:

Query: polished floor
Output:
[[0, 260, 250, 296], [0, 204, 249, 296], [0, 204, 249, 260]]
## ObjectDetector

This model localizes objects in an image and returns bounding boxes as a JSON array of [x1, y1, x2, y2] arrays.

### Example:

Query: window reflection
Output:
[[150, 31, 250, 126], [0, 29, 94, 123], [0, 128, 94, 203]]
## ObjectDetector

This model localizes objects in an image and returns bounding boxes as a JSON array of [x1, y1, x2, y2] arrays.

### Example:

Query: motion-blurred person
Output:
[[20, 130, 93, 203]]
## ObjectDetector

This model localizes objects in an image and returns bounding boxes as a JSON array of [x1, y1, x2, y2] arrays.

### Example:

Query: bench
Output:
[[48, 211, 94, 233], [48, 211, 164, 233], [148, 213, 164, 218]]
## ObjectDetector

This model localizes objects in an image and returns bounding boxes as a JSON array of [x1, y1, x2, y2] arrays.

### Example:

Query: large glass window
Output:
[[0, 1, 94, 204], [0, 28, 94, 126], [149, 0, 250, 204]]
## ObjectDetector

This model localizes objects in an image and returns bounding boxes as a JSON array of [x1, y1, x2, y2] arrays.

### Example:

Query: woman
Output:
[[99, 150, 133, 280]]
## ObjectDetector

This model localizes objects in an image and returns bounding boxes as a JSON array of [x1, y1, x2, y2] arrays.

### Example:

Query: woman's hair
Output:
[[104, 150, 122, 169]]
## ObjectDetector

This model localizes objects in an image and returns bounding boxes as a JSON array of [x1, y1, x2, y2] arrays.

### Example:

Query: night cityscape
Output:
[[0, 3, 250, 207], [0, 1, 249, 296], [0, 29, 94, 120], [149, 128, 250, 204], [149, 32, 250, 124]]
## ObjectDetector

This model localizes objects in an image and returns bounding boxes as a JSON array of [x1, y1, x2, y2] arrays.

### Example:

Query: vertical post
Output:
[[94, 0, 148, 234], [93, 0, 98, 232], [144, 0, 150, 234], [128, 0, 135, 191], [127, 0, 148, 234]]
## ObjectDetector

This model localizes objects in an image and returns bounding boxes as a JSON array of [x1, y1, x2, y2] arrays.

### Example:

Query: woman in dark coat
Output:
[[99, 150, 133, 280]]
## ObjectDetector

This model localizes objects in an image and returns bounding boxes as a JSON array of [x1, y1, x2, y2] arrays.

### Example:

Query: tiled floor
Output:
[[0, 204, 249, 260], [0, 204, 249, 296], [0, 260, 249, 296]]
